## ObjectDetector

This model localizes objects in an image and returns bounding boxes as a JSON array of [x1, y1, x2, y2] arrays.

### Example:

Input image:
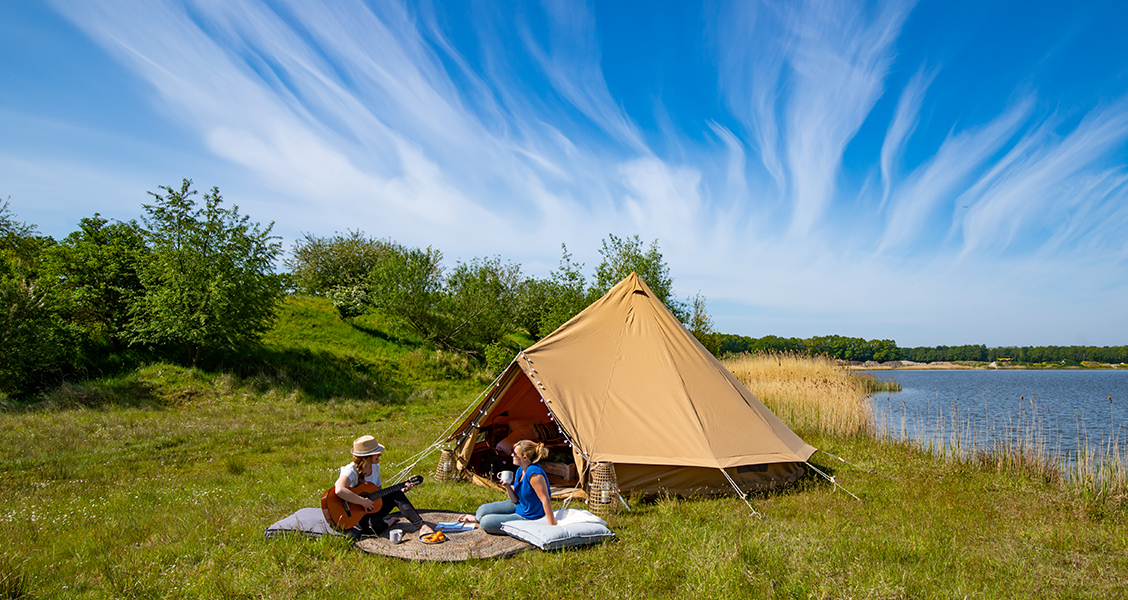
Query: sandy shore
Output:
[[845, 360, 1124, 370], [846, 360, 973, 370]]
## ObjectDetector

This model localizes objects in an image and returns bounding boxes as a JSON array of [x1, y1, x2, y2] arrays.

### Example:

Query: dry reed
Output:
[[723, 352, 874, 437], [728, 352, 1128, 497]]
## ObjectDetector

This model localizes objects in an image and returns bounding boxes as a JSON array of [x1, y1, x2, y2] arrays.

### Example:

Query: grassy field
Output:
[[3, 297, 1128, 599]]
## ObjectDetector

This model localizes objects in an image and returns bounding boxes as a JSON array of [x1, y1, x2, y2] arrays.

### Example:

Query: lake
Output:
[[866, 369, 1128, 459]]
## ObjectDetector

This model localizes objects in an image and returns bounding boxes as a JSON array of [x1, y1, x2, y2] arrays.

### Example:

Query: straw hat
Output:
[[352, 435, 385, 457]]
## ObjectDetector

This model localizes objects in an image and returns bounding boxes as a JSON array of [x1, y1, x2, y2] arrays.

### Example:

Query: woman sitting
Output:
[[461, 440, 558, 534], [334, 435, 434, 539]]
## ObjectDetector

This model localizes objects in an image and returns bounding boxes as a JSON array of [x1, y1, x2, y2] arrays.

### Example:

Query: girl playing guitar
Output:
[[334, 435, 434, 540]]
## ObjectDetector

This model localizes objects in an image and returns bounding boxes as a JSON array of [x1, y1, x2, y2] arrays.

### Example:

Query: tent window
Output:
[[736, 464, 768, 474]]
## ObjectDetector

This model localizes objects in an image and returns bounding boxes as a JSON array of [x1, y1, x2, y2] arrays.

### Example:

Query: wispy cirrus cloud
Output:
[[880, 65, 935, 207], [22, 0, 1128, 345], [957, 100, 1128, 257], [717, 0, 912, 239], [877, 97, 1032, 254]]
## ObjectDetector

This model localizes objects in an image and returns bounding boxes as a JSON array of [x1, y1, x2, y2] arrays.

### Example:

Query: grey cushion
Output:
[[264, 507, 342, 538], [500, 508, 615, 550]]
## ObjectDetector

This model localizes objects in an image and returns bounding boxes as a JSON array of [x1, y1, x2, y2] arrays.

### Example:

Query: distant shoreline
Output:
[[844, 360, 1127, 371]]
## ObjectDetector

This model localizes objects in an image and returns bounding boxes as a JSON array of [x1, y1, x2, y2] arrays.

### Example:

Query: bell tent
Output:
[[447, 273, 817, 498]]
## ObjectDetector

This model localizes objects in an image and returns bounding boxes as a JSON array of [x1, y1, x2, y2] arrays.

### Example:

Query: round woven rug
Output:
[[354, 509, 532, 561]]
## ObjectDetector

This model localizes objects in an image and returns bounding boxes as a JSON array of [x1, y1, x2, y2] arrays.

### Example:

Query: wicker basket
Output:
[[587, 461, 619, 517], [434, 449, 459, 482]]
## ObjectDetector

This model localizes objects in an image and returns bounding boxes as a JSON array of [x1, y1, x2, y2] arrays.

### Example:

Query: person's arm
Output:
[[503, 481, 518, 503], [529, 473, 556, 526], [334, 473, 375, 511]]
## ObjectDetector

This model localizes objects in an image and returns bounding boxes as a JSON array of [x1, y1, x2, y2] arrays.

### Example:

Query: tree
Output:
[[593, 234, 687, 321], [366, 243, 445, 340], [41, 215, 147, 350], [0, 200, 75, 397], [688, 292, 720, 356], [538, 244, 595, 336], [511, 276, 552, 338], [367, 246, 523, 353], [129, 180, 283, 365], [442, 256, 522, 351]]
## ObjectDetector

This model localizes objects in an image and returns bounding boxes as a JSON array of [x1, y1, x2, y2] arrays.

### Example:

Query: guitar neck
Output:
[[369, 482, 407, 499]]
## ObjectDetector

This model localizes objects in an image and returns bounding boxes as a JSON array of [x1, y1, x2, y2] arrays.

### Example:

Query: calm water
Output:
[[867, 369, 1128, 458]]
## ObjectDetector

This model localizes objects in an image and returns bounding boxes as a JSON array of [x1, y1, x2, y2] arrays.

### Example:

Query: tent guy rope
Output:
[[805, 461, 862, 501], [385, 362, 511, 484], [720, 468, 762, 518]]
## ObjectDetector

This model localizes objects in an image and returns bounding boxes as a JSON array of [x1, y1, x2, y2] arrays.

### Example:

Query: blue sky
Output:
[[3, 0, 1127, 347]]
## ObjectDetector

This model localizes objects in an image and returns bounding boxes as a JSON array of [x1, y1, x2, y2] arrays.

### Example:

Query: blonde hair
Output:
[[351, 454, 376, 475], [513, 440, 548, 463]]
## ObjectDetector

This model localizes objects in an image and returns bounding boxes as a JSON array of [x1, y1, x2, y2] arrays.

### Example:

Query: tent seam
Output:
[[590, 282, 634, 454]]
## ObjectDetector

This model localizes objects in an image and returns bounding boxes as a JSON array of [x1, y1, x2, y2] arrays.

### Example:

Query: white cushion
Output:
[[500, 508, 615, 550]]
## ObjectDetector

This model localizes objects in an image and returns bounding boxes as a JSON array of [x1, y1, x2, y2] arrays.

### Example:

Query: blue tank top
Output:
[[514, 464, 548, 519]]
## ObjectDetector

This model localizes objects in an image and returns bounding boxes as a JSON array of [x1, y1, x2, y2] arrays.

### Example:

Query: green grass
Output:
[[3, 297, 1128, 598]]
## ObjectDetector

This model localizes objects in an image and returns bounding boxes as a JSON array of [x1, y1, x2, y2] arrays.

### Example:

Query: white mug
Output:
[[388, 529, 402, 543], [497, 470, 515, 485]]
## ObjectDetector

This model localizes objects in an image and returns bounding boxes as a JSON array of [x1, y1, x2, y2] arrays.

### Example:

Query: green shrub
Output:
[[484, 341, 514, 375], [286, 230, 392, 295]]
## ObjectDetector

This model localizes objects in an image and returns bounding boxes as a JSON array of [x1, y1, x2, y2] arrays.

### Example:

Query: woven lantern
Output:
[[588, 462, 620, 517], [434, 449, 459, 482]]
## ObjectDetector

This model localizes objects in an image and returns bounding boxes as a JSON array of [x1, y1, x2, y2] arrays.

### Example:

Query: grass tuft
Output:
[[0, 554, 31, 600]]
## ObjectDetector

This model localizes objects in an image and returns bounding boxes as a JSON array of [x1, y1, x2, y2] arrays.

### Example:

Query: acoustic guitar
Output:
[[321, 475, 424, 530]]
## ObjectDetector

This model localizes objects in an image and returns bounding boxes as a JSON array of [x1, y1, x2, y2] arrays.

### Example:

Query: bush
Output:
[[286, 230, 393, 295], [484, 341, 515, 375], [325, 285, 369, 319]]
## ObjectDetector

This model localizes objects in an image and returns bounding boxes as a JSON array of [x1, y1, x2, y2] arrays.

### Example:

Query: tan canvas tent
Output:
[[448, 273, 817, 498]]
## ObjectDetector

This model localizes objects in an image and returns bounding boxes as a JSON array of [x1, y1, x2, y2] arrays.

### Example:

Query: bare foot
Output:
[[457, 514, 478, 523], [383, 516, 401, 528], [418, 523, 435, 536]]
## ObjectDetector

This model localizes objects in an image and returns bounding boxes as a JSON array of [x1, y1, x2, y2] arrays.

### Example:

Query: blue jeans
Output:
[[476, 500, 527, 535]]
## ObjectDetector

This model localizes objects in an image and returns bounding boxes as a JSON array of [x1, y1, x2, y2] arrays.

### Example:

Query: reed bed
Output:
[[873, 388, 1128, 498], [722, 352, 874, 437], [726, 351, 1128, 498]]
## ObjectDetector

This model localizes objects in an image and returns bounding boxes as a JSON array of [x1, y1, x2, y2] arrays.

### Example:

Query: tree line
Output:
[[0, 181, 713, 399], [718, 334, 1128, 366], [899, 344, 1128, 365], [717, 334, 901, 362], [6, 180, 1123, 399]]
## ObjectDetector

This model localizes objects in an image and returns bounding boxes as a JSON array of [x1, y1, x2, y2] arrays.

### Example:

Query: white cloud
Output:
[[19, 0, 1128, 346], [880, 65, 935, 207]]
